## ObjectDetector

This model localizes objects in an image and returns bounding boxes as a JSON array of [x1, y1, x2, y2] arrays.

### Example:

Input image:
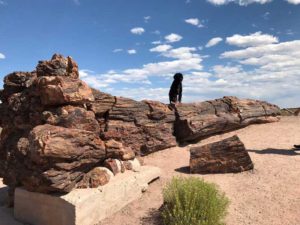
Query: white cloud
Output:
[[226, 32, 278, 47], [286, 0, 300, 4], [185, 18, 204, 28], [207, 0, 272, 5], [127, 49, 137, 54], [73, 0, 80, 5], [207, 0, 300, 5], [80, 46, 203, 90], [80, 34, 300, 108], [152, 30, 161, 35], [113, 48, 123, 53], [262, 12, 270, 20], [0, 53, 5, 59], [221, 40, 300, 59], [150, 44, 173, 53], [152, 40, 162, 45], [130, 27, 145, 35], [144, 16, 151, 23], [165, 33, 183, 43], [205, 37, 223, 48]]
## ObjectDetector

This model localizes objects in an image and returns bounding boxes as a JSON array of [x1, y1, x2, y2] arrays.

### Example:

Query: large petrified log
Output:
[[175, 97, 279, 142], [0, 54, 280, 195], [190, 135, 253, 173]]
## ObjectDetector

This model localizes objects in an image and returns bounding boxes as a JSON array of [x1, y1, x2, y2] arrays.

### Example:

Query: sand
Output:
[[0, 117, 299, 225], [100, 116, 300, 225]]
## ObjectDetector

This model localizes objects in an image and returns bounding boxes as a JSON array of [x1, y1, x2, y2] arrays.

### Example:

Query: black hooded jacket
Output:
[[169, 73, 183, 103]]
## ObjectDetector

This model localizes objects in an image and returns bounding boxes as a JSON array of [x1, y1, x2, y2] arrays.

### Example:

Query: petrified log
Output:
[[175, 97, 280, 142], [102, 97, 177, 155], [0, 54, 280, 196], [190, 135, 253, 173], [22, 124, 107, 193]]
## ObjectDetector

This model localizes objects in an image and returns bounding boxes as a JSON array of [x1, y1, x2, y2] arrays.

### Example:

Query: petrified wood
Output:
[[190, 135, 254, 173]]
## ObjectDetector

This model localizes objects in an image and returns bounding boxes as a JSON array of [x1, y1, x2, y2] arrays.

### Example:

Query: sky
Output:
[[0, 0, 300, 107]]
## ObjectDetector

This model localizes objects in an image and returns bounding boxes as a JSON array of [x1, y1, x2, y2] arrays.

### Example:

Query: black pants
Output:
[[169, 95, 178, 104]]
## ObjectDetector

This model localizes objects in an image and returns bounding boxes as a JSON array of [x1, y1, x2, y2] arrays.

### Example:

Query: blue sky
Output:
[[1, 0, 300, 107]]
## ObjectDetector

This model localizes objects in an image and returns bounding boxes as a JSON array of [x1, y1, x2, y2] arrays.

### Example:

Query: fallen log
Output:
[[190, 135, 254, 174]]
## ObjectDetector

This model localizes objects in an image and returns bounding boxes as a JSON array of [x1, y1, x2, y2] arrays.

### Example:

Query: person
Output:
[[169, 73, 183, 105]]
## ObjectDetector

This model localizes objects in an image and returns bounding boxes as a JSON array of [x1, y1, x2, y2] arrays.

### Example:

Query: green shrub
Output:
[[161, 177, 229, 225]]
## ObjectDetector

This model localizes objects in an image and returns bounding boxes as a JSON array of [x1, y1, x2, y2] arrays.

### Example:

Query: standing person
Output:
[[169, 73, 183, 105]]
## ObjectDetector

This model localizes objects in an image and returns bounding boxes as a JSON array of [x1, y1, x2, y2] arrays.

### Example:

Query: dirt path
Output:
[[100, 116, 300, 225]]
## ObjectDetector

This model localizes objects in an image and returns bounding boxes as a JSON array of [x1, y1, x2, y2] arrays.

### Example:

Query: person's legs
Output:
[[293, 145, 300, 149]]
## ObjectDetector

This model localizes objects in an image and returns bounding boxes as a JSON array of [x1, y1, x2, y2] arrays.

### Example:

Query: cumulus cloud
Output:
[[152, 40, 162, 45], [127, 49, 137, 54], [207, 0, 300, 5], [0, 53, 5, 59], [226, 32, 278, 47], [130, 27, 145, 35], [113, 48, 123, 53], [150, 44, 173, 52], [221, 40, 300, 59], [80, 33, 300, 108], [286, 0, 300, 4], [80, 46, 203, 91], [165, 33, 183, 43], [207, 0, 272, 5], [205, 37, 223, 48], [144, 16, 151, 23], [185, 18, 204, 28]]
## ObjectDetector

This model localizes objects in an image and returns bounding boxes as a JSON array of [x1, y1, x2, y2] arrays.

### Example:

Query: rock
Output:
[[103, 97, 177, 155], [36, 76, 94, 106], [36, 54, 79, 79], [190, 135, 253, 173], [42, 105, 100, 133], [105, 139, 135, 160], [87, 89, 116, 117], [21, 124, 106, 193], [104, 159, 124, 175], [175, 96, 280, 142], [77, 167, 113, 188], [1, 72, 37, 101]]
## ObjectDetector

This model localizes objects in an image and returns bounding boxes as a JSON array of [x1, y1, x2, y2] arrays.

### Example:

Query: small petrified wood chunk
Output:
[[190, 135, 253, 173]]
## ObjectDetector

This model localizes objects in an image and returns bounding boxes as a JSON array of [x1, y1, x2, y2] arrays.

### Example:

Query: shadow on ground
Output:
[[141, 206, 164, 225], [0, 186, 8, 206], [248, 148, 300, 156], [174, 166, 190, 174]]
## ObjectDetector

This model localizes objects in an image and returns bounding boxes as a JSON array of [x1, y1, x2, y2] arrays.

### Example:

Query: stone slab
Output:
[[14, 166, 161, 225]]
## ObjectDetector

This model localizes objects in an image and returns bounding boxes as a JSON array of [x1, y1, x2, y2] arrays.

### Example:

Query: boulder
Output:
[[21, 124, 106, 193], [42, 105, 100, 133], [190, 135, 253, 173], [36, 54, 79, 79], [36, 76, 94, 106], [77, 167, 113, 188]]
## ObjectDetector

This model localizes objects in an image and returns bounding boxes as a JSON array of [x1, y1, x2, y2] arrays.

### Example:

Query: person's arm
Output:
[[178, 83, 182, 103]]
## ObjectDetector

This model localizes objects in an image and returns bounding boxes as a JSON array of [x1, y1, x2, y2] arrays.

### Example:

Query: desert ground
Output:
[[0, 116, 300, 225]]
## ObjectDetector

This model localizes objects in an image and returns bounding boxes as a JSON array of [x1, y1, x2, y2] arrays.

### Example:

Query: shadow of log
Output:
[[174, 166, 190, 174], [248, 148, 300, 156]]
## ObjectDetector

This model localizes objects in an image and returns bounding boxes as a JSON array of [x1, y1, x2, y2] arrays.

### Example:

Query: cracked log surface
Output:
[[190, 135, 254, 173], [0, 54, 280, 194]]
